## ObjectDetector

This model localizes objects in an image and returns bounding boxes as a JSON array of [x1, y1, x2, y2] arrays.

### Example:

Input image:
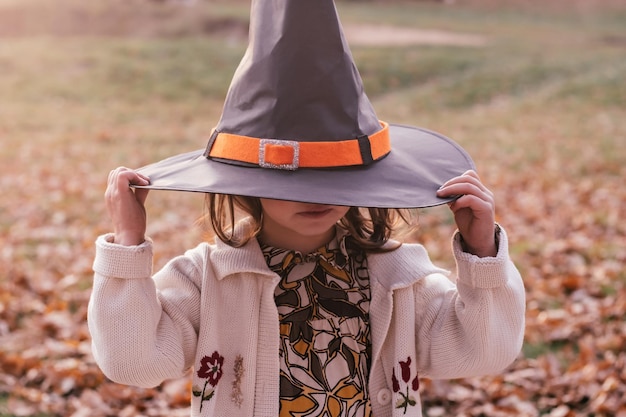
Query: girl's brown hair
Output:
[[203, 194, 414, 251]]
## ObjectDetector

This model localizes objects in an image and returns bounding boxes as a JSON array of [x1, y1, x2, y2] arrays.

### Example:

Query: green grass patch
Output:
[[0, 393, 53, 417], [0, 37, 245, 105], [523, 340, 574, 360]]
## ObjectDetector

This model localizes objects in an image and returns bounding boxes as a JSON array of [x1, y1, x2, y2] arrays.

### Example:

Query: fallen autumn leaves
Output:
[[1, 146, 625, 416]]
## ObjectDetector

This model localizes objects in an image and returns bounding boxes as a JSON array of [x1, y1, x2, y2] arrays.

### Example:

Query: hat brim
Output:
[[135, 124, 475, 209]]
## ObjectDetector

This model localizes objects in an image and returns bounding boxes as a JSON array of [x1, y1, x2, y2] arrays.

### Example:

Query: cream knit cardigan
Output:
[[89, 222, 525, 417]]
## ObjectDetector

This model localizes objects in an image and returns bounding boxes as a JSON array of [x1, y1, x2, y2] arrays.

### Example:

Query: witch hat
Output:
[[135, 0, 474, 208]]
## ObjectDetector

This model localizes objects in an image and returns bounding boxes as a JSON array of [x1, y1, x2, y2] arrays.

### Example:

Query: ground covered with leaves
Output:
[[1, 0, 625, 416]]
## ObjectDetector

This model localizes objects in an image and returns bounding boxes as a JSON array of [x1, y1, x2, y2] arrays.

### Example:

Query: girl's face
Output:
[[259, 199, 349, 253]]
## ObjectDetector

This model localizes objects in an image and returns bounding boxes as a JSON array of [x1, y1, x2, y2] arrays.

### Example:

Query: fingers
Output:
[[104, 167, 151, 246], [437, 171, 492, 203], [108, 167, 150, 189], [447, 193, 494, 219], [106, 168, 150, 201], [436, 170, 498, 257], [437, 170, 493, 209], [437, 170, 490, 196]]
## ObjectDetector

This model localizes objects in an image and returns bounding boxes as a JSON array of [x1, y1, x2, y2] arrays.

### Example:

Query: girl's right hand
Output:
[[105, 167, 151, 246]]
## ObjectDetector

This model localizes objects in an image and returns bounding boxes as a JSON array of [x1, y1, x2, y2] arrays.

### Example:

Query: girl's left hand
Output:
[[436, 170, 497, 257]]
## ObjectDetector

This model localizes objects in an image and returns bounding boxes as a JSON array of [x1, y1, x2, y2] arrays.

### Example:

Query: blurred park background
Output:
[[0, 0, 625, 415]]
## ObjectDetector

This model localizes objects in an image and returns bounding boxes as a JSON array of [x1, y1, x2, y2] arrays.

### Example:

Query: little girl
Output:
[[88, 1, 525, 416]]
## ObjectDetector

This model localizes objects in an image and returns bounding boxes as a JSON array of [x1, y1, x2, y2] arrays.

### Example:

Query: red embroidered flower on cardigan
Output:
[[193, 351, 225, 412], [392, 356, 420, 414], [198, 351, 224, 386]]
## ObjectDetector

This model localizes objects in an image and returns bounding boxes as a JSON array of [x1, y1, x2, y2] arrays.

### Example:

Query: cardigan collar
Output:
[[366, 242, 449, 291], [209, 218, 277, 281], [208, 217, 448, 288]]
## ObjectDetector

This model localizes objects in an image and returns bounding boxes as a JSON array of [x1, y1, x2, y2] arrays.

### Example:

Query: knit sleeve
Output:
[[415, 225, 526, 379], [88, 234, 203, 388]]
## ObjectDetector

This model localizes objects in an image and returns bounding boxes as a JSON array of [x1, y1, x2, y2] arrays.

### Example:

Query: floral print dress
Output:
[[262, 231, 373, 417]]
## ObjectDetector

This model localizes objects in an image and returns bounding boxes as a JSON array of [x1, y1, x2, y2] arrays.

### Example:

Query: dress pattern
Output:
[[262, 231, 372, 417]]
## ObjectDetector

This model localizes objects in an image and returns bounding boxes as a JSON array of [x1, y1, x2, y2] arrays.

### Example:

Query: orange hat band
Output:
[[205, 122, 391, 170]]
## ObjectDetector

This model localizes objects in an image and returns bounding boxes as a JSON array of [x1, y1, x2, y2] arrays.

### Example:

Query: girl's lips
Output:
[[297, 208, 333, 218]]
